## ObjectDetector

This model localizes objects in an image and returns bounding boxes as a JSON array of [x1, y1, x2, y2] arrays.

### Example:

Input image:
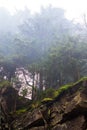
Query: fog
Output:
[[0, 4, 87, 87], [1, 2, 87, 130]]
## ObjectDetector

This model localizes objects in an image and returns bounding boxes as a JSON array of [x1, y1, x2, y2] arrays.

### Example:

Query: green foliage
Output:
[[0, 80, 11, 88], [31, 101, 40, 109], [34, 88, 56, 102], [1, 6, 87, 94], [42, 88, 56, 98], [31, 76, 87, 104], [21, 88, 28, 97]]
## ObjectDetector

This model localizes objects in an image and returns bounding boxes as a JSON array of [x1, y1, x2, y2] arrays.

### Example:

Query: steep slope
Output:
[[1, 77, 87, 130], [12, 77, 87, 130]]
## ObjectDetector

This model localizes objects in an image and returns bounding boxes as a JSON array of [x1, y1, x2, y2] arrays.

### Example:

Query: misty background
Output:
[[0, 4, 87, 90], [1, 1, 87, 130]]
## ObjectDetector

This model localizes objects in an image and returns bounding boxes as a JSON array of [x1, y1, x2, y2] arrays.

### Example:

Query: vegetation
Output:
[[1, 4, 87, 130], [0, 6, 87, 101], [53, 76, 87, 98], [0, 80, 11, 88], [41, 98, 53, 103], [15, 108, 27, 115], [20, 88, 28, 97]]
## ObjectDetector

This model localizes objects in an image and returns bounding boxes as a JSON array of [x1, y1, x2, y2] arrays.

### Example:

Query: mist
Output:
[[1, 2, 87, 130], [0, 5, 86, 84]]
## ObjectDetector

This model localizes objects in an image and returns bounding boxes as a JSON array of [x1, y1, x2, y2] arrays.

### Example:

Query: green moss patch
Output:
[[54, 76, 87, 99], [15, 108, 27, 115], [41, 98, 53, 104], [73, 77, 87, 86]]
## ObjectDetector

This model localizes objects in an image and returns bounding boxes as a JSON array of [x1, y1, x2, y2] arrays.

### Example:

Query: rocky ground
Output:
[[1, 78, 87, 130]]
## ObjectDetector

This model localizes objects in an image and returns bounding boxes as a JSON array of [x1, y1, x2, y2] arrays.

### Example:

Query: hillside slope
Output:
[[1, 77, 87, 130]]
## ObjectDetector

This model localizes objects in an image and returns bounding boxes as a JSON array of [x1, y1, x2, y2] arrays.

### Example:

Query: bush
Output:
[[0, 80, 11, 88]]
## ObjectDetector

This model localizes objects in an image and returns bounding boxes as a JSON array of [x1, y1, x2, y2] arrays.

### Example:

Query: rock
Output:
[[12, 79, 87, 129], [1, 78, 87, 130], [0, 85, 30, 130], [53, 115, 85, 130]]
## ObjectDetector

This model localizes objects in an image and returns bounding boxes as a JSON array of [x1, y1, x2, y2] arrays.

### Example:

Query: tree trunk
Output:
[[39, 71, 43, 90]]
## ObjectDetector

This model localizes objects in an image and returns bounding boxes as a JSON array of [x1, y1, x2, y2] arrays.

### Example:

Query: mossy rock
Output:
[[54, 76, 87, 99]]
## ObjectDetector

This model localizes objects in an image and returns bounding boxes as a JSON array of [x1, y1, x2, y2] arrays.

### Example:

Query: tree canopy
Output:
[[0, 6, 87, 90]]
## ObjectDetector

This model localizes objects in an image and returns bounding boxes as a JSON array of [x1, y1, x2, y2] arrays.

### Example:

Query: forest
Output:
[[0, 6, 87, 86], [1, 4, 87, 130], [0, 6, 87, 89]]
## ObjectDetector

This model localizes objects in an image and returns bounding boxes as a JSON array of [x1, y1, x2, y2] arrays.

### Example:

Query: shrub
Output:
[[0, 80, 11, 88]]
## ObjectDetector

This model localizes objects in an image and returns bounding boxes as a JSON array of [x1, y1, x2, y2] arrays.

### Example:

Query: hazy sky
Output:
[[0, 0, 87, 20]]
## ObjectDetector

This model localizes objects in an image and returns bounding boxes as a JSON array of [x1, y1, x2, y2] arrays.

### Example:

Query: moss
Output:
[[73, 77, 87, 86], [53, 84, 72, 98], [58, 84, 72, 94], [29, 77, 87, 110], [41, 98, 53, 104], [15, 108, 27, 115], [48, 109, 51, 115], [54, 76, 87, 99]]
